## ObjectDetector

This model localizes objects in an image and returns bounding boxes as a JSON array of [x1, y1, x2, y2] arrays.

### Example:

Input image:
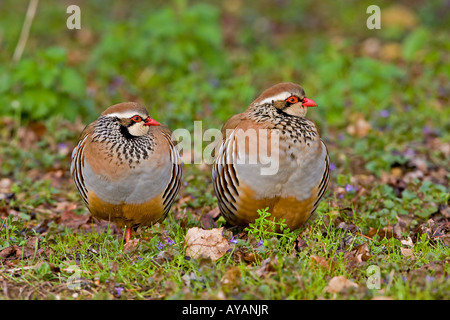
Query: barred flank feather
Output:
[[70, 133, 90, 207]]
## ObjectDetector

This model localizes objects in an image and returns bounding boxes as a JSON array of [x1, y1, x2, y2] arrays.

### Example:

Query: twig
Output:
[[2, 280, 8, 299], [0, 265, 36, 274], [12, 0, 39, 64], [355, 231, 373, 241]]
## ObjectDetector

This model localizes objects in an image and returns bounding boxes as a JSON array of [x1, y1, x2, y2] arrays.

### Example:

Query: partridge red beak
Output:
[[144, 117, 160, 126], [302, 98, 318, 107]]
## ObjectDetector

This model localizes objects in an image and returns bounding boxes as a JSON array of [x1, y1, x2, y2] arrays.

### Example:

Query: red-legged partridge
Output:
[[212, 82, 329, 230], [71, 102, 182, 242]]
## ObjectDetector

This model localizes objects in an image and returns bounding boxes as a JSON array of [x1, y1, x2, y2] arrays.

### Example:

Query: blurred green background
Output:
[[0, 0, 448, 178]]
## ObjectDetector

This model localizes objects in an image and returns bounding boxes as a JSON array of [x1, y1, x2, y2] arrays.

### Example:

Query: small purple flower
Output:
[[157, 242, 164, 250], [403, 148, 415, 158], [380, 110, 390, 118], [345, 184, 355, 193], [229, 236, 238, 244], [257, 239, 265, 247], [57, 142, 68, 150], [108, 76, 124, 95], [425, 275, 435, 283], [166, 237, 175, 246], [329, 163, 336, 171], [115, 286, 124, 297], [422, 126, 431, 135], [338, 133, 345, 141]]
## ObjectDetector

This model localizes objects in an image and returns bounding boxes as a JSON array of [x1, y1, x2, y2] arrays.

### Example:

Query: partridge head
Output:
[[250, 82, 318, 117]]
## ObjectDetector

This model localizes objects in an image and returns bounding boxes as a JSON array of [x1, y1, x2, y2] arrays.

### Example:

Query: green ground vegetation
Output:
[[0, 0, 449, 300]]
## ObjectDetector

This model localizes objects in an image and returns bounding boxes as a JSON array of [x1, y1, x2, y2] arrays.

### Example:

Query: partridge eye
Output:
[[131, 115, 142, 122], [285, 96, 300, 104]]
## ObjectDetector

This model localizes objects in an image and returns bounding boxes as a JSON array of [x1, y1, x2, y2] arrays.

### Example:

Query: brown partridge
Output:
[[212, 82, 329, 230], [71, 102, 182, 242]]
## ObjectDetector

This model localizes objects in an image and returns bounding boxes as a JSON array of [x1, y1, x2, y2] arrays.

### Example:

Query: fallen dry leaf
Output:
[[346, 115, 371, 138], [0, 178, 12, 193], [294, 236, 308, 251], [325, 275, 359, 294], [383, 4, 418, 30], [353, 243, 372, 263], [57, 210, 90, 229], [400, 247, 413, 257], [367, 224, 402, 240], [0, 247, 15, 260], [123, 239, 139, 253], [154, 250, 174, 264], [184, 227, 232, 261], [200, 207, 220, 229], [401, 237, 414, 247], [310, 255, 336, 270], [220, 266, 241, 287], [255, 257, 278, 278]]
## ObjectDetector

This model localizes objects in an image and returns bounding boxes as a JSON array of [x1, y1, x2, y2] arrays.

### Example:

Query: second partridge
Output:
[[212, 82, 329, 230]]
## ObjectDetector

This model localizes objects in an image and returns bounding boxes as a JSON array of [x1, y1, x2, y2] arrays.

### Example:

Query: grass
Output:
[[1, 186, 449, 300], [0, 0, 449, 300]]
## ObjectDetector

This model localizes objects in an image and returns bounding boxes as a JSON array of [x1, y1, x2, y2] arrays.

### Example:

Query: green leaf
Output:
[[0, 72, 11, 93], [337, 174, 349, 186], [383, 199, 396, 209], [402, 28, 429, 62], [60, 68, 86, 97], [416, 206, 437, 218]]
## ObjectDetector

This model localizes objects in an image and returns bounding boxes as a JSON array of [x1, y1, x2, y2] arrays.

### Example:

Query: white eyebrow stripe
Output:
[[258, 91, 292, 105], [104, 111, 147, 119]]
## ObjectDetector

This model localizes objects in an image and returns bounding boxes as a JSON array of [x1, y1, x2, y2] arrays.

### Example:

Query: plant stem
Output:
[[12, 0, 39, 64]]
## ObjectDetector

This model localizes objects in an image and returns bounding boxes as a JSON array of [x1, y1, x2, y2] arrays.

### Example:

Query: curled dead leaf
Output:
[[400, 247, 413, 257], [401, 237, 414, 247], [310, 255, 336, 270], [0, 246, 15, 260], [325, 275, 358, 294], [200, 207, 220, 229], [184, 227, 232, 261], [352, 243, 372, 263], [255, 257, 278, 278], [123, 239, 139, 253]]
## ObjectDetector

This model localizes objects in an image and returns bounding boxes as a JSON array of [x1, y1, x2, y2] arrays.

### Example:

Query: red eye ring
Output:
[[131, 115, 142, 122], [285, 96, 300, 104]]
